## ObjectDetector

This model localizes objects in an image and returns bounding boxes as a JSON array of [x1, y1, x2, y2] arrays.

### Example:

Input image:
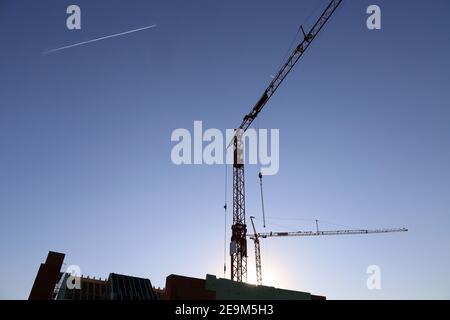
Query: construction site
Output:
[[24, 0, 414, 301]]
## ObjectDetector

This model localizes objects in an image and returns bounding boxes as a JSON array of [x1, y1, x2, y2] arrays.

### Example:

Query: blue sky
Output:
[[0, 0, 449, 299]]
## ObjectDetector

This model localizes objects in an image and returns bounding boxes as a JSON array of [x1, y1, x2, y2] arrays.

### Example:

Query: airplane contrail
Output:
[[43, 24, 157, 54]]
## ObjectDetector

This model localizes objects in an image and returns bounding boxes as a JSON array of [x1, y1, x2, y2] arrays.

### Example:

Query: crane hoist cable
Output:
[[256, 116, 267, 229], [223, 164, 228, 277], [259, 172, 266, 228]]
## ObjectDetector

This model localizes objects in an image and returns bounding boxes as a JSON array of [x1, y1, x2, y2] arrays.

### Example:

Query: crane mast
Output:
[[249, 216, 262, 286], [230, 0, 343, 282]]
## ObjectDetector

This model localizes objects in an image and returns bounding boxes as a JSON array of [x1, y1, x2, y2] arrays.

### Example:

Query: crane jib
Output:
[[238, 0, 343, 133]]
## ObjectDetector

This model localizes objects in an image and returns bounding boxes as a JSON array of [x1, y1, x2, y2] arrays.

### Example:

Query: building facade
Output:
[[30, 252, 157, 301], [30, 251, 325, 300]]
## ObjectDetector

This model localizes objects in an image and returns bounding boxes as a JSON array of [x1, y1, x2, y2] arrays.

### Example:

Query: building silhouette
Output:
[[29, 251, 325, 300]]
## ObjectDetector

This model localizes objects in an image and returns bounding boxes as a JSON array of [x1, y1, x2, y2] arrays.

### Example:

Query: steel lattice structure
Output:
[[231, 131, 247, 282], [230, 0, 344, 283], [248, 225, 408, 286]]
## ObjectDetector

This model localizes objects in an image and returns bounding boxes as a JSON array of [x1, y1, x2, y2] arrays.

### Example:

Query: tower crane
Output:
[[248, 216, 408, 286], [229, 0, 344, 282]]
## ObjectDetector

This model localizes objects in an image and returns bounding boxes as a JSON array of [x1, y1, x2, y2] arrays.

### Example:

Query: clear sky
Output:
[[1, 0, 449, 299]]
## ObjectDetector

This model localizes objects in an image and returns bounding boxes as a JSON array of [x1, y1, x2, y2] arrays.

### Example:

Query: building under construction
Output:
[[28, 0, 408, 302], [29, 251, 325, 300]]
